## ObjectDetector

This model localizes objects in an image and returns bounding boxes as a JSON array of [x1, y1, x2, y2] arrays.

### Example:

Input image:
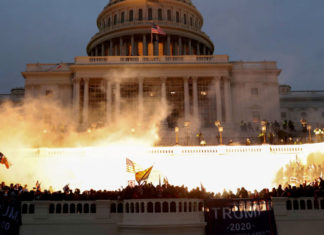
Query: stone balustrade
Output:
[[75, 55, 229, 65]]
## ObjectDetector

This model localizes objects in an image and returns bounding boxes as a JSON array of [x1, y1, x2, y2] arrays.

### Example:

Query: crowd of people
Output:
[[1, 178, 323, 202]]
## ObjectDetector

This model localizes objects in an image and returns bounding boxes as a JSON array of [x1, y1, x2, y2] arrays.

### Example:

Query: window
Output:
[[158, 8, 162, 20], [281, 112, 287, 119], [114, 14, 117, 25], [148, 8, 152, 20], [108, 17, 111, 27], [138, 9, 143, 21], [121, 12, 125, 23], [129, 10, 133, 21], [190, 17, 193, 26], [176, 12, 180, 23], [167, 9, 171, 21], [251, 88, 258, 96], [184, 14, 187, 24]]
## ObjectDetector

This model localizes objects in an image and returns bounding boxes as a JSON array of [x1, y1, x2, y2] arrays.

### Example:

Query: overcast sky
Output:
[[0, 0, 323, 93]]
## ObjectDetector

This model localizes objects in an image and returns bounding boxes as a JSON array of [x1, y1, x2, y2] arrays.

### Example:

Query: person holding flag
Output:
[[0, 152, 10, 169]]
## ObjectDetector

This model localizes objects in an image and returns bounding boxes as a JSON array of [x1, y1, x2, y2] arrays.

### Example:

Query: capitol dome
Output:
[[87, 0, 214, 56]]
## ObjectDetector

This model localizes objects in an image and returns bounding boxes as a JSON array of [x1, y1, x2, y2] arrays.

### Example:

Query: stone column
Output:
[[167, 35, 171, 56], [106, 80, 112, 124], [109, 40, 113, 56], [131, 35, 135, 56], [138, 77, 144, 123], [202, 46, 206, 55], [83, 78, 89, 126], [143, 34, 147, 56], [188, 39, 192, 55], [192, 77, 199, 119], [154, 35, 159, 56], [161, 77, 167, 106], [119, 37, 123, 56], [224, 77, 233, 123], [215, 76, 222, 122], [101, 43, 105, 56], [196, 42, 200, 55], [184, 77, 190, 121], [178, 37, 182, 55], [73, 78, 81, 122], [115, 81, 121, 119]]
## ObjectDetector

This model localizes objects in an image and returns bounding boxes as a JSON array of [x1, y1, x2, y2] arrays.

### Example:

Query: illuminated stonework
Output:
[[22, 0, 282, 144]]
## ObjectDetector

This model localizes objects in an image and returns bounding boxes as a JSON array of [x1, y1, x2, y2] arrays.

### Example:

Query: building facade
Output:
[[22, 0, 282, 143]]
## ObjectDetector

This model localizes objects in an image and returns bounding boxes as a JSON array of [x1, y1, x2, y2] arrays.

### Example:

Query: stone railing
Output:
[[232, 61, 279, 70], [272, 197, 324, 235], [75, 55, 229, 65]]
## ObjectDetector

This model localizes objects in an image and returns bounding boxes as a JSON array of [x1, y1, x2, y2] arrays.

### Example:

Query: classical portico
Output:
[[71, 57, 233, 128]]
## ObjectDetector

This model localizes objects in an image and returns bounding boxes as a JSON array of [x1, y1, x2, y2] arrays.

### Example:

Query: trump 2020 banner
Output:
[[205, 199, 277, 235], [0, 201, 21, 235]]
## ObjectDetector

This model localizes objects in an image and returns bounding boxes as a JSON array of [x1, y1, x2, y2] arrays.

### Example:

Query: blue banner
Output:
[[205, 199, 277, 235], [0, 200, 21, 235]]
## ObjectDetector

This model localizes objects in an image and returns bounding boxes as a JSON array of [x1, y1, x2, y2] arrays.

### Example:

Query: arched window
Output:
[[138, 9, 143, 21], [184, 202, 187, 212], [63, 203, 68, 213], [147, 202, 153, 213], [158, 8, 163, 20], [170, 202, 176, 213], [300, 200, 306, 210], [70, 204, 76, 214], [84, 204, 89, 213], [293, 200, 299, 210], [184, 14, 187, 24], [118, 203, 123, 213], [155, 202, 161, 213], [179, 202, 182, 212], [77, 203, 82, 214], [176, 12, 180, 23], [167, 10, 172, 21], [129, 10, 133, 22], [163, 202, 169, 213], [108, 17, 111, 27], [199, 202, 204, 212], [49, 204, 55, 214], [190, 17, 193, 26], [189, 202, 192, 212], [111, 203, 117, 213], [56, 204, 62, 214], [148, 8, 153, 20]]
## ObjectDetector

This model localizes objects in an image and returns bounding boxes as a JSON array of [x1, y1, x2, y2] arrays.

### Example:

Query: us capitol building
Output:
[[19, 0, 324, 143]]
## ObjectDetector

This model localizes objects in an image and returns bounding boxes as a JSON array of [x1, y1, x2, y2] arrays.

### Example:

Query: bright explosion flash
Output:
[[0, 98, 324, 193]]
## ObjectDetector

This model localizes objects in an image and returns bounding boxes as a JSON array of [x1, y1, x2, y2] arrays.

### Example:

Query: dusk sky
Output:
[[0, 0, 323, 93]]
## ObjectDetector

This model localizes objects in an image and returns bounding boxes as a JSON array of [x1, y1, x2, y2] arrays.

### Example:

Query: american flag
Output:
[[151, 23, 166, 35], [126, 158, 143, 173]]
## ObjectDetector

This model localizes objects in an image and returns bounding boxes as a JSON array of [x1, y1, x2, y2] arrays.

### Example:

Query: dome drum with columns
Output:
[[22, 0, 282, 145], [87, 0, 214, 57]]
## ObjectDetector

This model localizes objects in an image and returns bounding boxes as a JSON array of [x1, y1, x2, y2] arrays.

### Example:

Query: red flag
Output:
[[0, 152, 10, 169], [135, 166, 153, 184]]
